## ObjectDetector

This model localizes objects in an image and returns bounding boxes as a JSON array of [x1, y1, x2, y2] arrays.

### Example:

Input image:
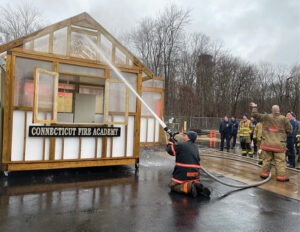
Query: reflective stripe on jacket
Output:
[[166, 140, 200, 182]]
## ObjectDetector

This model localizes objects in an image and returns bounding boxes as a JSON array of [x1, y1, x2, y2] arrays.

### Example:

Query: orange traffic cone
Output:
[[213, 130, 216, 138], [209, 130, 212, 138], [181, 128, 184, 133]]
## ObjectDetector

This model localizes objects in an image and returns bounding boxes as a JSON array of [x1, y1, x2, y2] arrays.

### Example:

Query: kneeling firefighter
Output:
[[166, 131, 211, 198]]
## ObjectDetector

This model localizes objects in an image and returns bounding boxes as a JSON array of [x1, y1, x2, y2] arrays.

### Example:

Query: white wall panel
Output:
[[155, 120, 160, 142], [111, 115, 125, 157], [64, 137, 79, 159], [140, 117, 147, 142], [147, 118, 155, 142], [25, 112, 44, 161], [81, 137, 95, 158], [11, 111, 25, 161], [96, 137, 103, 158], [55, 138, 62, 160], [126, 116, 134, 156]]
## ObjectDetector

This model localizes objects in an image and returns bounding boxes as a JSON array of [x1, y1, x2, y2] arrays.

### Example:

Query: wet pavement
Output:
[[0, 147, 300, 232]]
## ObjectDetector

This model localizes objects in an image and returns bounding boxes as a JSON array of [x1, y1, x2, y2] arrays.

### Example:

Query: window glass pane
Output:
[[59, 63, 105, 76], [115, 47, 126, 65], [142, 79, 153, 87], [14, 57, 53, 107], [36, 71, 56, 121], [24, 41, 31, 50], [53, 27, 67, 55], [141, 92, 162, 116], [110, 71, 136, 112], [71, 32, 97, 60], [109, 82, 126, 112], [34, 34, 49, 53], [100, 35, 112, 62], [154, 80, 163, 88]]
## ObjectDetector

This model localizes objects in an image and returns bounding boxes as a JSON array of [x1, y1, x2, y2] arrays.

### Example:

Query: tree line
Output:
[[125, 5, 300, 118]]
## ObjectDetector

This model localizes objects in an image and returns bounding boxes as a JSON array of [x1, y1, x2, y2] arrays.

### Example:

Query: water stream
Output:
[[83, 37, 167, 129]]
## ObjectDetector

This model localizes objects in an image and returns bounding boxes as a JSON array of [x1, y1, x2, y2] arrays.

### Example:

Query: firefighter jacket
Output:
[[219, 120, 232, 136], [238, 119, 253, 137], [166, 140, 200, 183], [253, 122, 263, 141], [252, 108, 292, 152], [231, 119, 239, 135]]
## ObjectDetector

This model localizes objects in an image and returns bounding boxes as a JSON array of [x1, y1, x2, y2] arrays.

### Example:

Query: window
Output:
[[57, 73, 106, 124], [14, 57, 53, 107], [104, 79, 129, 125], [141, 92, 162, 117], [33, 68, 58, 123]]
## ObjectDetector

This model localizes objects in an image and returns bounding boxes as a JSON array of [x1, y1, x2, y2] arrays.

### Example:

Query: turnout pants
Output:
[[257, 140, 262, 160], [261, 150, 287, 179], [169, 180, 198, 195], [240, 136, 253, 155]]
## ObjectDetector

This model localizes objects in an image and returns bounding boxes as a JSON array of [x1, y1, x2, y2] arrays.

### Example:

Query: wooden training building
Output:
[[0, 12, 165, 172]]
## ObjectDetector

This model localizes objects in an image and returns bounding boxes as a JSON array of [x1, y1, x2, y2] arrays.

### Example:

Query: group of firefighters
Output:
[[165, 103, 300, 198], [219, 105, 300, 171]]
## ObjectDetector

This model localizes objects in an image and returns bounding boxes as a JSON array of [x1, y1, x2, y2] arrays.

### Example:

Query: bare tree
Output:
[[129, 4, 190, 114], [0, 2, 44, 44]]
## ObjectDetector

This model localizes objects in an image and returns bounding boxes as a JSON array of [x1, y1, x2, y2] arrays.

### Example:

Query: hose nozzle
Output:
[[164, 126, 173, 136]]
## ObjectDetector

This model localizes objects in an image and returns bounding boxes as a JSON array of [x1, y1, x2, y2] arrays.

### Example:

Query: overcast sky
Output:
[[3, 0, 300, 66]]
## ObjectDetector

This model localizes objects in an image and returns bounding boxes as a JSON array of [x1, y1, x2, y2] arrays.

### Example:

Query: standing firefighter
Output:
[[253, 122, 263, 165], [230, 116, 239, 149], [250, 103, 292, 182], [238, 114, 254, 157], [167, 131, 211, 198], [219, 115, 232, 152]]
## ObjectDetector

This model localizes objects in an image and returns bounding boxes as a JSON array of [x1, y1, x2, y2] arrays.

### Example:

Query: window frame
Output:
[[33, 68, 59, 124]]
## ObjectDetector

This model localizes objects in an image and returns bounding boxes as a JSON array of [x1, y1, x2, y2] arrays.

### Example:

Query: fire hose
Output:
[[199, 154, 271, 188]]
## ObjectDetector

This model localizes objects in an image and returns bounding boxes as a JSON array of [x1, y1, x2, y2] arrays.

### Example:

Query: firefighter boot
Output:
[[276, 176, 289, 182], [190, 183, 198, 198], [194, 183, 211, 198]]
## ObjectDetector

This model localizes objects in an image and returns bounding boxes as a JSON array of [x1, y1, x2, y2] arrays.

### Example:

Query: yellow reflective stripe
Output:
[[239, 134, 250, 136], [240, 127, 252, 131], [296, 134, 300, 138]]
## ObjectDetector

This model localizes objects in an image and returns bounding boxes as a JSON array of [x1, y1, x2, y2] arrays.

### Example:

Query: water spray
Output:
[[84, 37, 174, 136], [83, 37, 271, 189]]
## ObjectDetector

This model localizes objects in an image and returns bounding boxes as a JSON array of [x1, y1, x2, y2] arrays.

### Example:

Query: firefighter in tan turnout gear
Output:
[[253, 122, 263, 165], [250, 103, 292, 182], [238, 114, 254, 157]]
